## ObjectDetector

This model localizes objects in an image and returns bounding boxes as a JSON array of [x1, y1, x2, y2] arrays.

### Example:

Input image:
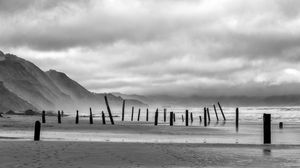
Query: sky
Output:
[[1, 0, 300, 97]]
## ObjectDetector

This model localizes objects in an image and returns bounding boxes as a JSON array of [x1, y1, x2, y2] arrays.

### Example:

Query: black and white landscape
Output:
[[1, 0, 300, 167]]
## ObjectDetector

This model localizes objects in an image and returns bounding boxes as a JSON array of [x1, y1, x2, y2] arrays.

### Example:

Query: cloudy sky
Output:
[[1, 0, 300, 97]]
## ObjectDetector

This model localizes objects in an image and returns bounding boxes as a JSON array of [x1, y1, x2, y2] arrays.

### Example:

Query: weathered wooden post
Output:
[[263, 113, 271, 144], [164, 109, 167, 122], [170, 112, 174, 126], [190, 112, 193, 123], [173, 113, 176, 122], [104, 95, 115, 125], [122, 100, 125, 121], [218, 102, 226, 121], [58, 110, 61, 124], [154, 109, 158, 126], [42, 111, 46, 123], [89, 107, 93, 124], [131, 106, 134, 121], [182, 115, 184, 122], [34, 121, 41, 141], [235, 107, 239, 132], [206, 108, 211, 122], [137, 108, 141, 121], [279, 122, 283, 129], [102, 111, 106, 125], [185, 110, 189, 126], [61, 110, 64, 117], [146, 108, 149, 121], [213, 104, 219, 121], [204, 108, 207, 127], [75, 110, 79, 124], [199, 116, 202, 123]]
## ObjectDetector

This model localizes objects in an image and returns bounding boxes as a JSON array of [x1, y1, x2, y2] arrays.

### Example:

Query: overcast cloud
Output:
[[1, 0, 300, 96]]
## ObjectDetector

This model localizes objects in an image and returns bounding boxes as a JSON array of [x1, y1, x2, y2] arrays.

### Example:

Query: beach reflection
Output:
[[263, 148, 272, 156]]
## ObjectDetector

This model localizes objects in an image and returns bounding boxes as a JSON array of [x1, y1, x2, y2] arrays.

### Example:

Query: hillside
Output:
[[0, 50, 147, 113], [0, 81, 36, 112]]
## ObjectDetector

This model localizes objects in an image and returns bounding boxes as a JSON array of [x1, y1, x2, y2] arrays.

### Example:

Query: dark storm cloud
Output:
[[1, 0, 300, 96]]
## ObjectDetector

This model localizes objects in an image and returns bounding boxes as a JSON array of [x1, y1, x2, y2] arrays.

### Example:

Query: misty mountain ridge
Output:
[[0, 50, 147, 113], [112, 92, 300, 107]]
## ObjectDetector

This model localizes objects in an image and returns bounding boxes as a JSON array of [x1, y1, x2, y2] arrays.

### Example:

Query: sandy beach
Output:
[[1, 115, 300, 167], [0, 141, 300, 168]]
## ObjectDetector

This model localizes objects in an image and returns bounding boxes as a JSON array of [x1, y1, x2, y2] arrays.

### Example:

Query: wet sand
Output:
[[1, 115, 300, 167], [0, 141, 300, 168]]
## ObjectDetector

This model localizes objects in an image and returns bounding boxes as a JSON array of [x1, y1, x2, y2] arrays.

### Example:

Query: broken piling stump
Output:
[[204, 108, 207, 127], [154, 109, 158, 126], [131, 106, 134, 121], [170, 112, 174, 126], [218, 102, 226, 121], [236, 107, 239, 132], [213, 104, 219, 121], [206, 108, 211, 122], [173, 113, 176, 122], [42, 111, 46, 123], [58, 110, 61, 124], [89, 108, 93, 124], [75, 110, 79, 124], [263, 113, 271, 144], [164, 109, 167, 122], [34, 121, 41, 141], [122, 100, 125, 121], [279, 122, 283, 129], [104, 94, 115, 125], [146, 108, 149, 121], [185, 110, 189, 126], [102, 111, 106, 125], [137, 108, 141, 121]]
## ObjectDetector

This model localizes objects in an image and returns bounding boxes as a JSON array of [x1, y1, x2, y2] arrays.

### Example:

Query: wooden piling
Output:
[[190, 112, 193, 123], [213, 104, 219, 121], [61, 111, 64, 117], [58, 110, 61, 124], [236, 107, 239, 132], [154, 109, 158, 126], [182, 115, 184, 122], [102, 111, 106, 125], [75, 110, 79, 124], [104, 95, 115, 125], [146, 108, 149, 121], [199, 116, 202, 123], [42, 111, 46, 123], [206, 108, 211, 122], [185, 110, 188, 126], [131, 106, 134, 121], [164, 109, 167, 122], [34, 121, 41, 141], [263, 113, 271, 144], [218, 102, 226, 120], [170, 112, 174, 126], [89, 107, 93, 124], [173, 113, 176, 122], [122, 100, 125, 121], [204, 108, 207, 127], [137, 108, 141, 121], [279, 122, 283, 129]]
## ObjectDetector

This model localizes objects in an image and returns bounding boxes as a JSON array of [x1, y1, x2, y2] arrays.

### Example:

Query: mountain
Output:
[[46, 70, 148, 111], [0, 50, 147, 113], [0, 81, 37, 112], [46, 69, 94, 100]]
